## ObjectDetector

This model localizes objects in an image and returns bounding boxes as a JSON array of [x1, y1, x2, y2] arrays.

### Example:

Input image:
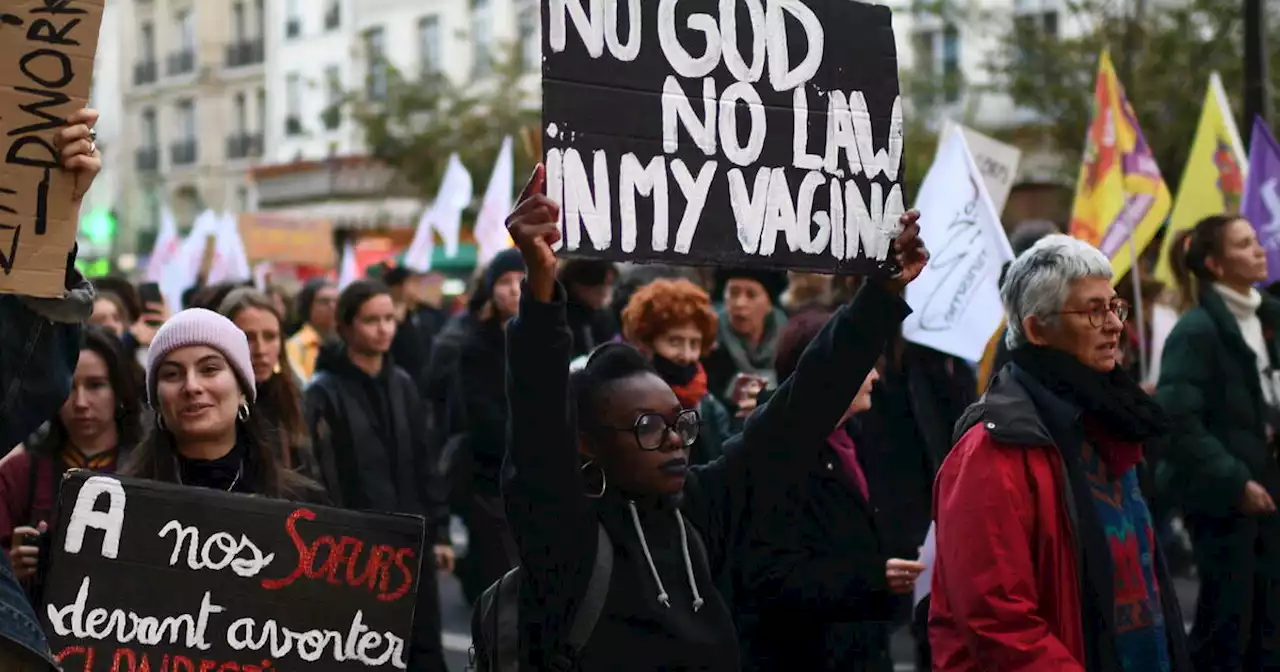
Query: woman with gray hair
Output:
[[929, 235, 1192, 671]]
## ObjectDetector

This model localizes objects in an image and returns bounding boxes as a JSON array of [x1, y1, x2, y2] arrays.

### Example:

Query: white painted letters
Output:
[[64, 476, 126, 560]]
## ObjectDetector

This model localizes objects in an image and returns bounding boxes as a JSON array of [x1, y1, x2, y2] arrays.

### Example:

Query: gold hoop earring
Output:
[[581, 460, 606, 499], [238, 401, 251, 422]]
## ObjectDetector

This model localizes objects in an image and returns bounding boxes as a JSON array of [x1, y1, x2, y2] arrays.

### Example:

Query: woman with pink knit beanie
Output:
[[121, 308, 322, 501]]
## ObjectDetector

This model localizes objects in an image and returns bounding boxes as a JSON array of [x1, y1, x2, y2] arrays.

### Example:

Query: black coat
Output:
[[504, 280, 909, 671], [737, 417, 895, 671], [305, 342, 449, 544]]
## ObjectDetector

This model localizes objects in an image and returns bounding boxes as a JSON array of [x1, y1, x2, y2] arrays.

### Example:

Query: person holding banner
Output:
[[931, 235, 1192, 672], [501, 164, 927, 671], [1159, 214, 1280, 670], [0, 107, 104, 671]]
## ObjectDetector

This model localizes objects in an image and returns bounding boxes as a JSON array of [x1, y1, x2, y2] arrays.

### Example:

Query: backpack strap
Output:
[[548, 524, 613, 671]]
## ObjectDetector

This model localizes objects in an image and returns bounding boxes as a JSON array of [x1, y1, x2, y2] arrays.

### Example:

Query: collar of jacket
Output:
[[954, 363, 1083, 450]]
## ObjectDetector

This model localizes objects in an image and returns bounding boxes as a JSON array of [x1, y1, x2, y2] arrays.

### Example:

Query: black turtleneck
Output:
[[176, 439, 254, 494]]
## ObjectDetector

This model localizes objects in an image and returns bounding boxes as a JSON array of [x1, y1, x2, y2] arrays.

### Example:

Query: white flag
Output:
[[405, 154, 474, 272], [475, 137, 515, 266], [938, 120, 1022, 214], [161, 209, 220, 312], [207, 212, 252, 284], [337, 240, 359, 289], [146, 206, 180, 284], [903, 132, 1015, 362]]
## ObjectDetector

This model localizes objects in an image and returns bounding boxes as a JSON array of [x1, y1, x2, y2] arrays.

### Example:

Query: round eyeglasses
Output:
[[1058, 298, 1130, 328], [594, 409, 701, 451]]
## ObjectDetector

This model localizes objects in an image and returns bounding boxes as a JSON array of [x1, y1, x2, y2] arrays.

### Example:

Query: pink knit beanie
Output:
[[146, 308, 257, 407]]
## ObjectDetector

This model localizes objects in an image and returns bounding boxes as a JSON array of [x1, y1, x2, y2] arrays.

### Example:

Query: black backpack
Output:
[[469, 524, 613, 672]]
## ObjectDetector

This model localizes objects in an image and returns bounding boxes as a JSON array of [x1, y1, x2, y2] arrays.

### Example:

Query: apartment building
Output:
[[115, 0, 269, 253], [253, 0, 538, 231]]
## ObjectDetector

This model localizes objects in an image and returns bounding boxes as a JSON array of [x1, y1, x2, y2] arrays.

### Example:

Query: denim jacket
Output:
[[0, 256, 93, 670]]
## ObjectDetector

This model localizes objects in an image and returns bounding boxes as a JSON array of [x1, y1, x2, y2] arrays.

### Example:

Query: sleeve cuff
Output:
[[848, 280, 912, 322], [516, 280, 568, 326]]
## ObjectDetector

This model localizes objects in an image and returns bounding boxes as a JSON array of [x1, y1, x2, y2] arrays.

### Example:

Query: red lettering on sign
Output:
[[261, 507, 416, 602], [56, 645, 93, 671]]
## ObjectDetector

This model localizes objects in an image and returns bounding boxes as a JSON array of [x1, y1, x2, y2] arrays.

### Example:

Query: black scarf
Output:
[[1010, 344, 1168, 442], [652, 354, 699, 386]]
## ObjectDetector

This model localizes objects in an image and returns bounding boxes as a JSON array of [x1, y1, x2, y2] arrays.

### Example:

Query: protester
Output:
[[435, 248, 524, 603], [780, 272, 834, 315], [88, 290, 129, 338], [218, 288, 319, 480], [304, 279, 452, 672], [123, 308, 321, 501], [1159, 214, 1280, 670], [0, 326, 142, 584], [703, 269, 789, 410], [620, 278, 731, 465], [560, 259, 621, 358], [737, 308, 922, 671], [383, 264, 448, 398], [500, 165, 926, 670], [287, 278, 339, 383], [930, 234, 1191, 671]]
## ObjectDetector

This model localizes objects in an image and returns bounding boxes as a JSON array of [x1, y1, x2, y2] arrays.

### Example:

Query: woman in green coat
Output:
[[1157, 214, 1280, 671]]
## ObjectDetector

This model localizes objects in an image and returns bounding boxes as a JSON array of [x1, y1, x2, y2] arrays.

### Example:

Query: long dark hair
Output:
[[1169, 214, 1238, 312], [217, 288, 308, 456], [32, 325, 143, 455]]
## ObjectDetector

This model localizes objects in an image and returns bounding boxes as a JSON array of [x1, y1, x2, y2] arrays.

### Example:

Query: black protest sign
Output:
[[40, 472, 426, 672], [0, 0, 104, 298], [542, 0, 904, 273]]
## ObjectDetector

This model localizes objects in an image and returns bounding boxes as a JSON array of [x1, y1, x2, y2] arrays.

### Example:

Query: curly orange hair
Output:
[[621, 278, 719, 357]]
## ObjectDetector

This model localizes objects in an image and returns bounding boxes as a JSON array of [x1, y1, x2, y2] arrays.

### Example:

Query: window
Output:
[[176, 9, 195, 51], [365, 27, 387, 101], [941, 26, 960, 103], [518, 1, 538, 71], [324, 0, 340, 31], [1042, 11, 1059, 38], [324, 66, 342, 130], [254, 0, 264, 37], [285, 73, 301, 119], [177, 99, 196, 140], [141, 108, 157, 148], [233, 92, 246, 133], [256, 87, 266, 132], [140, 22, 155, 61], [470, 0, 492, 77], [418, 15, 441, 76], [237, 186, 250, 212], [232, 2, 245, 42], [286, 0, 301, 38]]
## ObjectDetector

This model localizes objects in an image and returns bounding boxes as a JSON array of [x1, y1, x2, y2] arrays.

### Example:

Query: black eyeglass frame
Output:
[[1058, 297, 1131, 328], [591, 408, 702, 451]]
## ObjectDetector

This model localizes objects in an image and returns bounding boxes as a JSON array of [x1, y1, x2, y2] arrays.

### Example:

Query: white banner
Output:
[[938, 120, 1022, 214], [904, 132, 1014, 362]]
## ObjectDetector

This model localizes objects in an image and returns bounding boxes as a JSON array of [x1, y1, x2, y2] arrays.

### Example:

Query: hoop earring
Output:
[[238, 401, 251, 422], [156, 413, 167, 432], [581, 461, 606, 499]]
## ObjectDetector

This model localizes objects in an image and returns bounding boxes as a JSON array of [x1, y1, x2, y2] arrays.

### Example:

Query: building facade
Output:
[[115, 0, 269, 253]]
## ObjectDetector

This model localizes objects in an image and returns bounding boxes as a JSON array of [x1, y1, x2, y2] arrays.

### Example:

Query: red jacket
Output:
[[929, 366, 1191, 672]]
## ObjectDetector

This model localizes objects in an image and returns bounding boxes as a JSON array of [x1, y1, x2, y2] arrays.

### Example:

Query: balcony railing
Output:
[[166, 49, 195, 76], [133, 60, 157, 86], [225, 39, 264, 68], [226, 132, 263, 160], [135, 147, 159, 172], [170, 139, 198, 166], [284, 115, 303, 136], [321, 107, 341, 131], [286, 18, 301, 38]]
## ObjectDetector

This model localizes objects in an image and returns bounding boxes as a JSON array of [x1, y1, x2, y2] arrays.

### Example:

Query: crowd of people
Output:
[[2, 110, 1280, 672]]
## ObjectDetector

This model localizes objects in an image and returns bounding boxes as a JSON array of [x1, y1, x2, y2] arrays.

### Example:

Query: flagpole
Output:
[[1128, 237, 1149, 381], [1244, 0, 1269, 141]]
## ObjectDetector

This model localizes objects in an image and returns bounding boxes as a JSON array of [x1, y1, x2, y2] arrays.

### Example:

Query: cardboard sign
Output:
[[0, 0, 104, 298], [238, 213, 336, 267], [542, 0, 903, 273], [41, 471, 426, 672]]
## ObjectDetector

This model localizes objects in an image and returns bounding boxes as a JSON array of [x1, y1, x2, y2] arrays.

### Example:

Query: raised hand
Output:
[[506, 164, 562, 302], [56, 108, 101, 203], [878, 209, 928, 293]]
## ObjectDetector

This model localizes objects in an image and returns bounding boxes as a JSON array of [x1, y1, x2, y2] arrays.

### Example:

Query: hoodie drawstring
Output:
[[627, 501, 704, 612]]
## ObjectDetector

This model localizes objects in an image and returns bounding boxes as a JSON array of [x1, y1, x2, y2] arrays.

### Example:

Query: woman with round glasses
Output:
[[498, 165, 928, 671]]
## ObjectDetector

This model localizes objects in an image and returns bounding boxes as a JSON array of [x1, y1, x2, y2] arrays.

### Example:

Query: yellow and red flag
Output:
[[1069, 51, 1173, 283], [1153, 73, 1246, 285]]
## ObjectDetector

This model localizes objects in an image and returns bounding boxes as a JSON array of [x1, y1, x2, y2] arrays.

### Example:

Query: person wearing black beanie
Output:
[[704, 268, 790, 410]]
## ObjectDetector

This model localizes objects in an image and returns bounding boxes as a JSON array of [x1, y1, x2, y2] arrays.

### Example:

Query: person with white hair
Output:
[[928, 235, 1193, 672]]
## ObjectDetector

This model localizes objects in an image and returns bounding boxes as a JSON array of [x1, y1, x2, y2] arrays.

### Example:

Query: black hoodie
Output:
[[304, 341, 449, 543], [504, 280, 908, 671]]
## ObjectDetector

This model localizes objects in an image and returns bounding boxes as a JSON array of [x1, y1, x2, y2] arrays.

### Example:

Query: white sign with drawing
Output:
[[938, 120, 1022, 214], [904, 131, 1014, 362]]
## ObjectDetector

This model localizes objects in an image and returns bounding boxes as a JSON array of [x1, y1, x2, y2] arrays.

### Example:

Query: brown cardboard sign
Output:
[[238, 213, 336, 267], [0, 0, 103, 298]]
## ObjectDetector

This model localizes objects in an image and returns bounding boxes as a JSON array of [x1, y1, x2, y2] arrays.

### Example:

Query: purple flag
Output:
[[1244, 116, 1280, 284]]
